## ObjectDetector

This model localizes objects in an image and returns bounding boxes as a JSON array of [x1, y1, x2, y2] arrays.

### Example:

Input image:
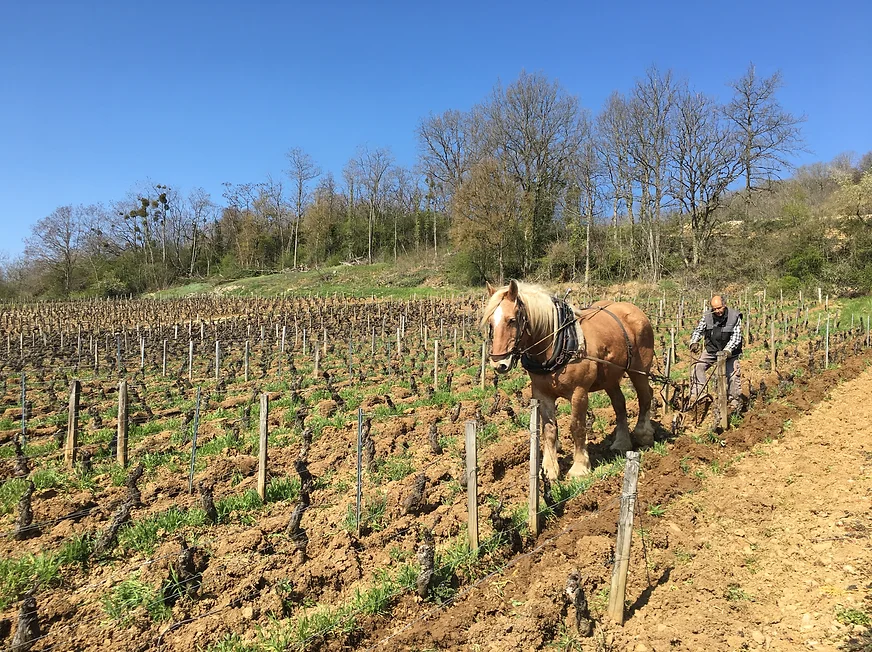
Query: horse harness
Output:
[[510, 297, 635, 376]]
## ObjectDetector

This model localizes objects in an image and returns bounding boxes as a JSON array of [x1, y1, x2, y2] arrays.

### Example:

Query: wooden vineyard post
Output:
[[117, 380, 128, 467], [244, 340, 250, 382], [188, 340, 194, 382], [188, 387, 201, 494], [140, 337, 145, 371], [480, 341, 487, 391], [257, 393, 269, 501], [770, 320, 776, 372], [866, 315, 870, 348], [397, 327, 402, 356], [825, 314, 830, 368], [716, 352, 728, 431], [529, 399, 540, 538], [64, 380, 80, 469], [162, 340, 167, 377], [663, 338, 673, 416], [465, 420, 479, 552], [607, 451, 641, 625], [20, 373, 26, 446], [215, 340, 221, 381], [433, 340, 439, 391], [313, 345, 320, 378], [356, 408, 363, 536]]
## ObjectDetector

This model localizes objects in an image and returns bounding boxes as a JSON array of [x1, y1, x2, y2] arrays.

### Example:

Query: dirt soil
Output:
[[365, 354, 872, 652]]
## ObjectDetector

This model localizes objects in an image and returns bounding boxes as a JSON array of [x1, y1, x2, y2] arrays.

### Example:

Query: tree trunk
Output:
[[368, 203, 374, 264], [189, 222, 197, 276]]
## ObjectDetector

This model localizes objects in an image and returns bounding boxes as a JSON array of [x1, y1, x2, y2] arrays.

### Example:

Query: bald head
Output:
[[710, 295, 726, 315]]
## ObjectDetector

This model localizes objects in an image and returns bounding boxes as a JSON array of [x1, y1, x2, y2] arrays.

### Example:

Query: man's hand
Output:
[[689, 341, 700, 355], [723, 347, 733, 357]]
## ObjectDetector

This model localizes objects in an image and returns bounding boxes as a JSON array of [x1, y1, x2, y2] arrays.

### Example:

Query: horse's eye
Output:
[[507, 317, 516, 325]]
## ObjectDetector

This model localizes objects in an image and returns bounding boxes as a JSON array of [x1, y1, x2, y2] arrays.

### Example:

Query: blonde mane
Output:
[[481, 281, 560, 340]]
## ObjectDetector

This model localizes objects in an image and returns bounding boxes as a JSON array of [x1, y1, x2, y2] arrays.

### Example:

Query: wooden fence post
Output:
[[465, 420, 479, 552], [716, 352, 728, 430], [117, 380, 128, 468], [20, 373, 26, 446], [529, 399, 540, 538], [433, 340, 439, 391], [607, 451, 641, 625], [64, 380, 80, 469], [480, 341, 487, 391], [188, 387, 201, 494], [258, 393, 269, 501], [825, 314, 830, 368], [356, 408, 363, 536], [770, 320, 776, 372]]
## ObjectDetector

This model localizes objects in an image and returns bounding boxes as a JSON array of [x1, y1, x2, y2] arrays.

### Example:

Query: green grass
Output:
[[265, 475, 301, 503], [207, 558, 418, 652], [371, 454, 415, 484], [118, 506, 206, 555], [342, 493, 388, 532], [835, 604, 871, 626], [723, 583, 751, 602], [0, 534, 92, 609], [146, 262, 461, 300], [102, 576, 172, 624], [0, 478, 28, 515]]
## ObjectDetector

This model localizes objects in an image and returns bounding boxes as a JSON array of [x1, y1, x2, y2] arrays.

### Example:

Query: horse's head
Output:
[[484, 279, 526, 374]]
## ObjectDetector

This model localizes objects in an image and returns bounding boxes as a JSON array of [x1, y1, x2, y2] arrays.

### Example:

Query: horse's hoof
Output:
[[543, 465, 560, 482], [610, 440, 632, 454], [632, 434, 654, 448], [567, 462, 591, 478]]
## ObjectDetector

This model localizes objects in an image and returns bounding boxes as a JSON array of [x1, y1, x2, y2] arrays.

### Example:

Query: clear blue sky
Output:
[[1, 0, 870, 259]]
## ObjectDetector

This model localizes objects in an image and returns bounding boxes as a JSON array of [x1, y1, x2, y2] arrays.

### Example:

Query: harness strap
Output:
[[584, 304, 633, 371]]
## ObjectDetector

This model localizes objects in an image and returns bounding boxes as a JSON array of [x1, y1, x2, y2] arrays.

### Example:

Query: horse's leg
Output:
[[605, 385, 633, 454], [538, 394, 560, 481], [630, 371, 655, 447], [567, 388, 592, 478]]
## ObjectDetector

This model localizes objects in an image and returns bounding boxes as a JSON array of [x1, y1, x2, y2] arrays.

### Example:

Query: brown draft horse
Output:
[[483, 280, 655, 480]]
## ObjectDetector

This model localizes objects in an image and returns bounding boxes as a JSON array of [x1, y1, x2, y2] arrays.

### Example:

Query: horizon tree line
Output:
[[5, 62, 869, 300]]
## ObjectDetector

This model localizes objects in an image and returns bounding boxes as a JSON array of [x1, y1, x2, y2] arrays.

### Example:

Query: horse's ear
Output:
[[506, 279, 519, 301], [486, 281, 496, 297]]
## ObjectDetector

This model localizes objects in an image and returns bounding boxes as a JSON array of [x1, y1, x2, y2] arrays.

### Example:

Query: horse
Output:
[[482, 280, 655, 480]]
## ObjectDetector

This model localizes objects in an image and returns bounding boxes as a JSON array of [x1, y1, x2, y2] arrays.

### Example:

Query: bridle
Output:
[[487, 299, 530, 367]]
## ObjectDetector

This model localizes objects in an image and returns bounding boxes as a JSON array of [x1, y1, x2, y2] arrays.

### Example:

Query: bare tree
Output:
[[628, 66, 678, 281], [286, 148, 321, 268], [451, 159, 522, 284], [724, 64, 806, 212], [24, 206, 83, 296], [355, 146, 394, 264], [596, 93, 636, 242], [486, 71, 586, 275], [670, 87, 742, 266], [187, 188, 214, 276], [417, 108, 482, 203]]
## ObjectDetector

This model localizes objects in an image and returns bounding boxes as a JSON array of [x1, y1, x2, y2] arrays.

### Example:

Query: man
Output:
[[689, 294, 743, 412]]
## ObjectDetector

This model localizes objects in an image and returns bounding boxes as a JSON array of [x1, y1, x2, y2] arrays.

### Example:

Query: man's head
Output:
[[710, 295, 726, 316]]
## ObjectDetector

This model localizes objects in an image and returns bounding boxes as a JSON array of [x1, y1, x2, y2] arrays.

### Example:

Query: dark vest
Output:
[[703, 307, 742, 356]]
